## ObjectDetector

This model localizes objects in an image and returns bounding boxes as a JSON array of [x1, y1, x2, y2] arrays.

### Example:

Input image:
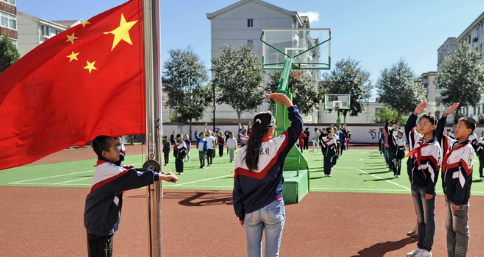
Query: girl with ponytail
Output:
[[233, 93, 303, 257]]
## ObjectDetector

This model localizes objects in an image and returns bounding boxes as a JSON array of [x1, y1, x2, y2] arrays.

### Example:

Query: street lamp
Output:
[[210, 68, 216, 132], [212, 83, 216, 132]]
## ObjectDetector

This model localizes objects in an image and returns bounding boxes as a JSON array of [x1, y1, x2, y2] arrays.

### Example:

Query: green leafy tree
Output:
[[437, 44, 484, 112], [376, 59, 425, 122], [264, 70, 319, 115], [212, 44, 265, 127], [321, 58, 372, 126], [372, 105, 408, 124], [0, 34, 20, 73], [162, 46, 210, 133]]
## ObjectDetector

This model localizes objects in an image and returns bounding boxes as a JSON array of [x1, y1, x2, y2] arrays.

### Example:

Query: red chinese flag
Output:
[[0, 0, 145, 170]]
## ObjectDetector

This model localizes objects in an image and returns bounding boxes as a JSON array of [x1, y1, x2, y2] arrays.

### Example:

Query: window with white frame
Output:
[[0, 11, 16, 30], [1, 0, 16, 5], [247, 39, 253, 47], [247, 18, 253, 27]]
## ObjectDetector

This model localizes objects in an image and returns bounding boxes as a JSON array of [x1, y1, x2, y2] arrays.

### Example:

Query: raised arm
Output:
[[436, 103, 459, 142]]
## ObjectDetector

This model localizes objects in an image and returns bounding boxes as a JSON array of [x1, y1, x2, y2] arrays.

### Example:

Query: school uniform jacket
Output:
[[233, 106, 303, 221], [404, 113, 442, 194], [84, 159, 159, 236], [194, 131, 208, 152], [395, 137, 406, 158], [476, 137, 484, 156], [174, 140, 187, 159], [321, 137, 337, 158], [441, 138, 474, 205]]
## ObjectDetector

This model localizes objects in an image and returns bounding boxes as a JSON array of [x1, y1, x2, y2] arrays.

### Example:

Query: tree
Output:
[[0, 34, 20, 73], [264, 70, 319, 115], [437, 44, 484, 111], [372, 105, 408, 124], [321, 58, 372, 126], [162, 46, 210, 132], [376, 59, 425, 122], [212, 44, 265, 127]]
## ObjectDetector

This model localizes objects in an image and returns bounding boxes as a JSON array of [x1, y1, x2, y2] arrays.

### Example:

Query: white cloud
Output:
[[299, 12, 319, 23]]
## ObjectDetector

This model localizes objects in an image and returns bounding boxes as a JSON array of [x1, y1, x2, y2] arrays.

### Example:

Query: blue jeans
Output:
[[445, 199, 469, 257], [411, 185, 436, 251], [244, 200, 285, 257]]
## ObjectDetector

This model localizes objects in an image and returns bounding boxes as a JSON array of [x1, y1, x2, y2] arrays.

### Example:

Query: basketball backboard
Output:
[[324, 94, 350, 110], [261, 28, 331, 70]]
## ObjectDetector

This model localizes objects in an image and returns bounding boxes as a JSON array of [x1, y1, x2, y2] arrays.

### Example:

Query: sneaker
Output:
[[407, 248, 421, 256], [480, 176, 484, 180], [328, 174, 332, 177], [415, 249, 431, 257]]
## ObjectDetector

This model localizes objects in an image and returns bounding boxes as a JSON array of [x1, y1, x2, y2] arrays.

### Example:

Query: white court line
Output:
[[171, 175, 232, 187], [358, 169, 410, 191], [311, 187, 408, 192], [9, 170, 94, 184], [54, 177, 92, 185], [9, 162, 142, 185]]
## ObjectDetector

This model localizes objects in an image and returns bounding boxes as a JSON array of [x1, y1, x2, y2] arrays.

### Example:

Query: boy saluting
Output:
[[437, 103, 475, 257]]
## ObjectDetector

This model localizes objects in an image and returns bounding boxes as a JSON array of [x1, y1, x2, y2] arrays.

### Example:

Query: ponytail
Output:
[[244, 111, 274, 171]]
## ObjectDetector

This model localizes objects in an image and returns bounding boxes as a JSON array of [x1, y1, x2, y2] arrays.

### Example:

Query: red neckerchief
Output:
[[405, 138, 435, 178], [441, 140, 470, 173]]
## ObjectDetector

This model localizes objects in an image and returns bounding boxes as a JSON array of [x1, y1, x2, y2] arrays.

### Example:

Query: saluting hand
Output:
[[414, 102, 427, 116], [443, 103, 459, 117]]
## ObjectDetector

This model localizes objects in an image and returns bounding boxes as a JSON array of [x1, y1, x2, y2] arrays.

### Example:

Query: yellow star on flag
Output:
[[66, 33, 78, 44], [104, 14, 138, 51], [84, 61, 97, 73], [66, 51, 80, 62], [81, 20, 91, 28]]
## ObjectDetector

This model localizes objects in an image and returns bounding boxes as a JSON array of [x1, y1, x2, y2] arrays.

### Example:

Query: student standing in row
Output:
[[226, 132, 238, 163], [183, 134, 191, 162], [162, 136, 170, 166], [405, 102, 442, 257], [321, 129, 338, 177], [194, 127, 208, 169], [174, 134, 187, 175], [233, 93, 303, 257], [217, 131, 225, 157], [206, 131, 216, 166], [437, 103, 474, 257], [312, 128, 320, 152]]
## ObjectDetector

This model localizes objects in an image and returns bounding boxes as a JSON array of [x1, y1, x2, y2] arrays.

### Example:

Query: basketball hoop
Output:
[[333, 100, 342, 110]]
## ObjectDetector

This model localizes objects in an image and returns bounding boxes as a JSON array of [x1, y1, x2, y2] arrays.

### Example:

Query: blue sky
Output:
[[18, 0, 484, 91]]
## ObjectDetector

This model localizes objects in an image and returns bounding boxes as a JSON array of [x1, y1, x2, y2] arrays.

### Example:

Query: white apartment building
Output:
[[437, 11, 484, 122], [16, 11, 80, 57], [0, 0, 17, 45]]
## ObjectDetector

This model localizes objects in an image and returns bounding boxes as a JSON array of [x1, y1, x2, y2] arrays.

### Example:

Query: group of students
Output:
[[403, 102, 476, 257], [378, 119, 407, 178], [318, 126, 350, 177], [194, 126, 240, 169]]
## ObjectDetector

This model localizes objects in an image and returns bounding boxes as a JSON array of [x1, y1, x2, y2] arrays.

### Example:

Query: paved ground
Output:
[[1, 186, 484, 256]]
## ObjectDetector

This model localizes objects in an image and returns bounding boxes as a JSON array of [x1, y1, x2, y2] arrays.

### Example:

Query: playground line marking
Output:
[[9, 170, 94, 185], [9, 162, 142, 185], [358, 169, 410, 191]]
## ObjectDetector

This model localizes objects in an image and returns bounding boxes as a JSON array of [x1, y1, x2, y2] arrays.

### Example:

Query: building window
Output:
[[474, 105, 477, 115], [0, 11, 16, 30], [1, 0, 16, 5], [247, 18, 253, 27], [247, 39, 253, 47], [469, 35, 471, 44]]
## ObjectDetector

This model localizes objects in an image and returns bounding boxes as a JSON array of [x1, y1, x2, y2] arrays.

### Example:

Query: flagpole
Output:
[[142, 0, 163, 256]]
